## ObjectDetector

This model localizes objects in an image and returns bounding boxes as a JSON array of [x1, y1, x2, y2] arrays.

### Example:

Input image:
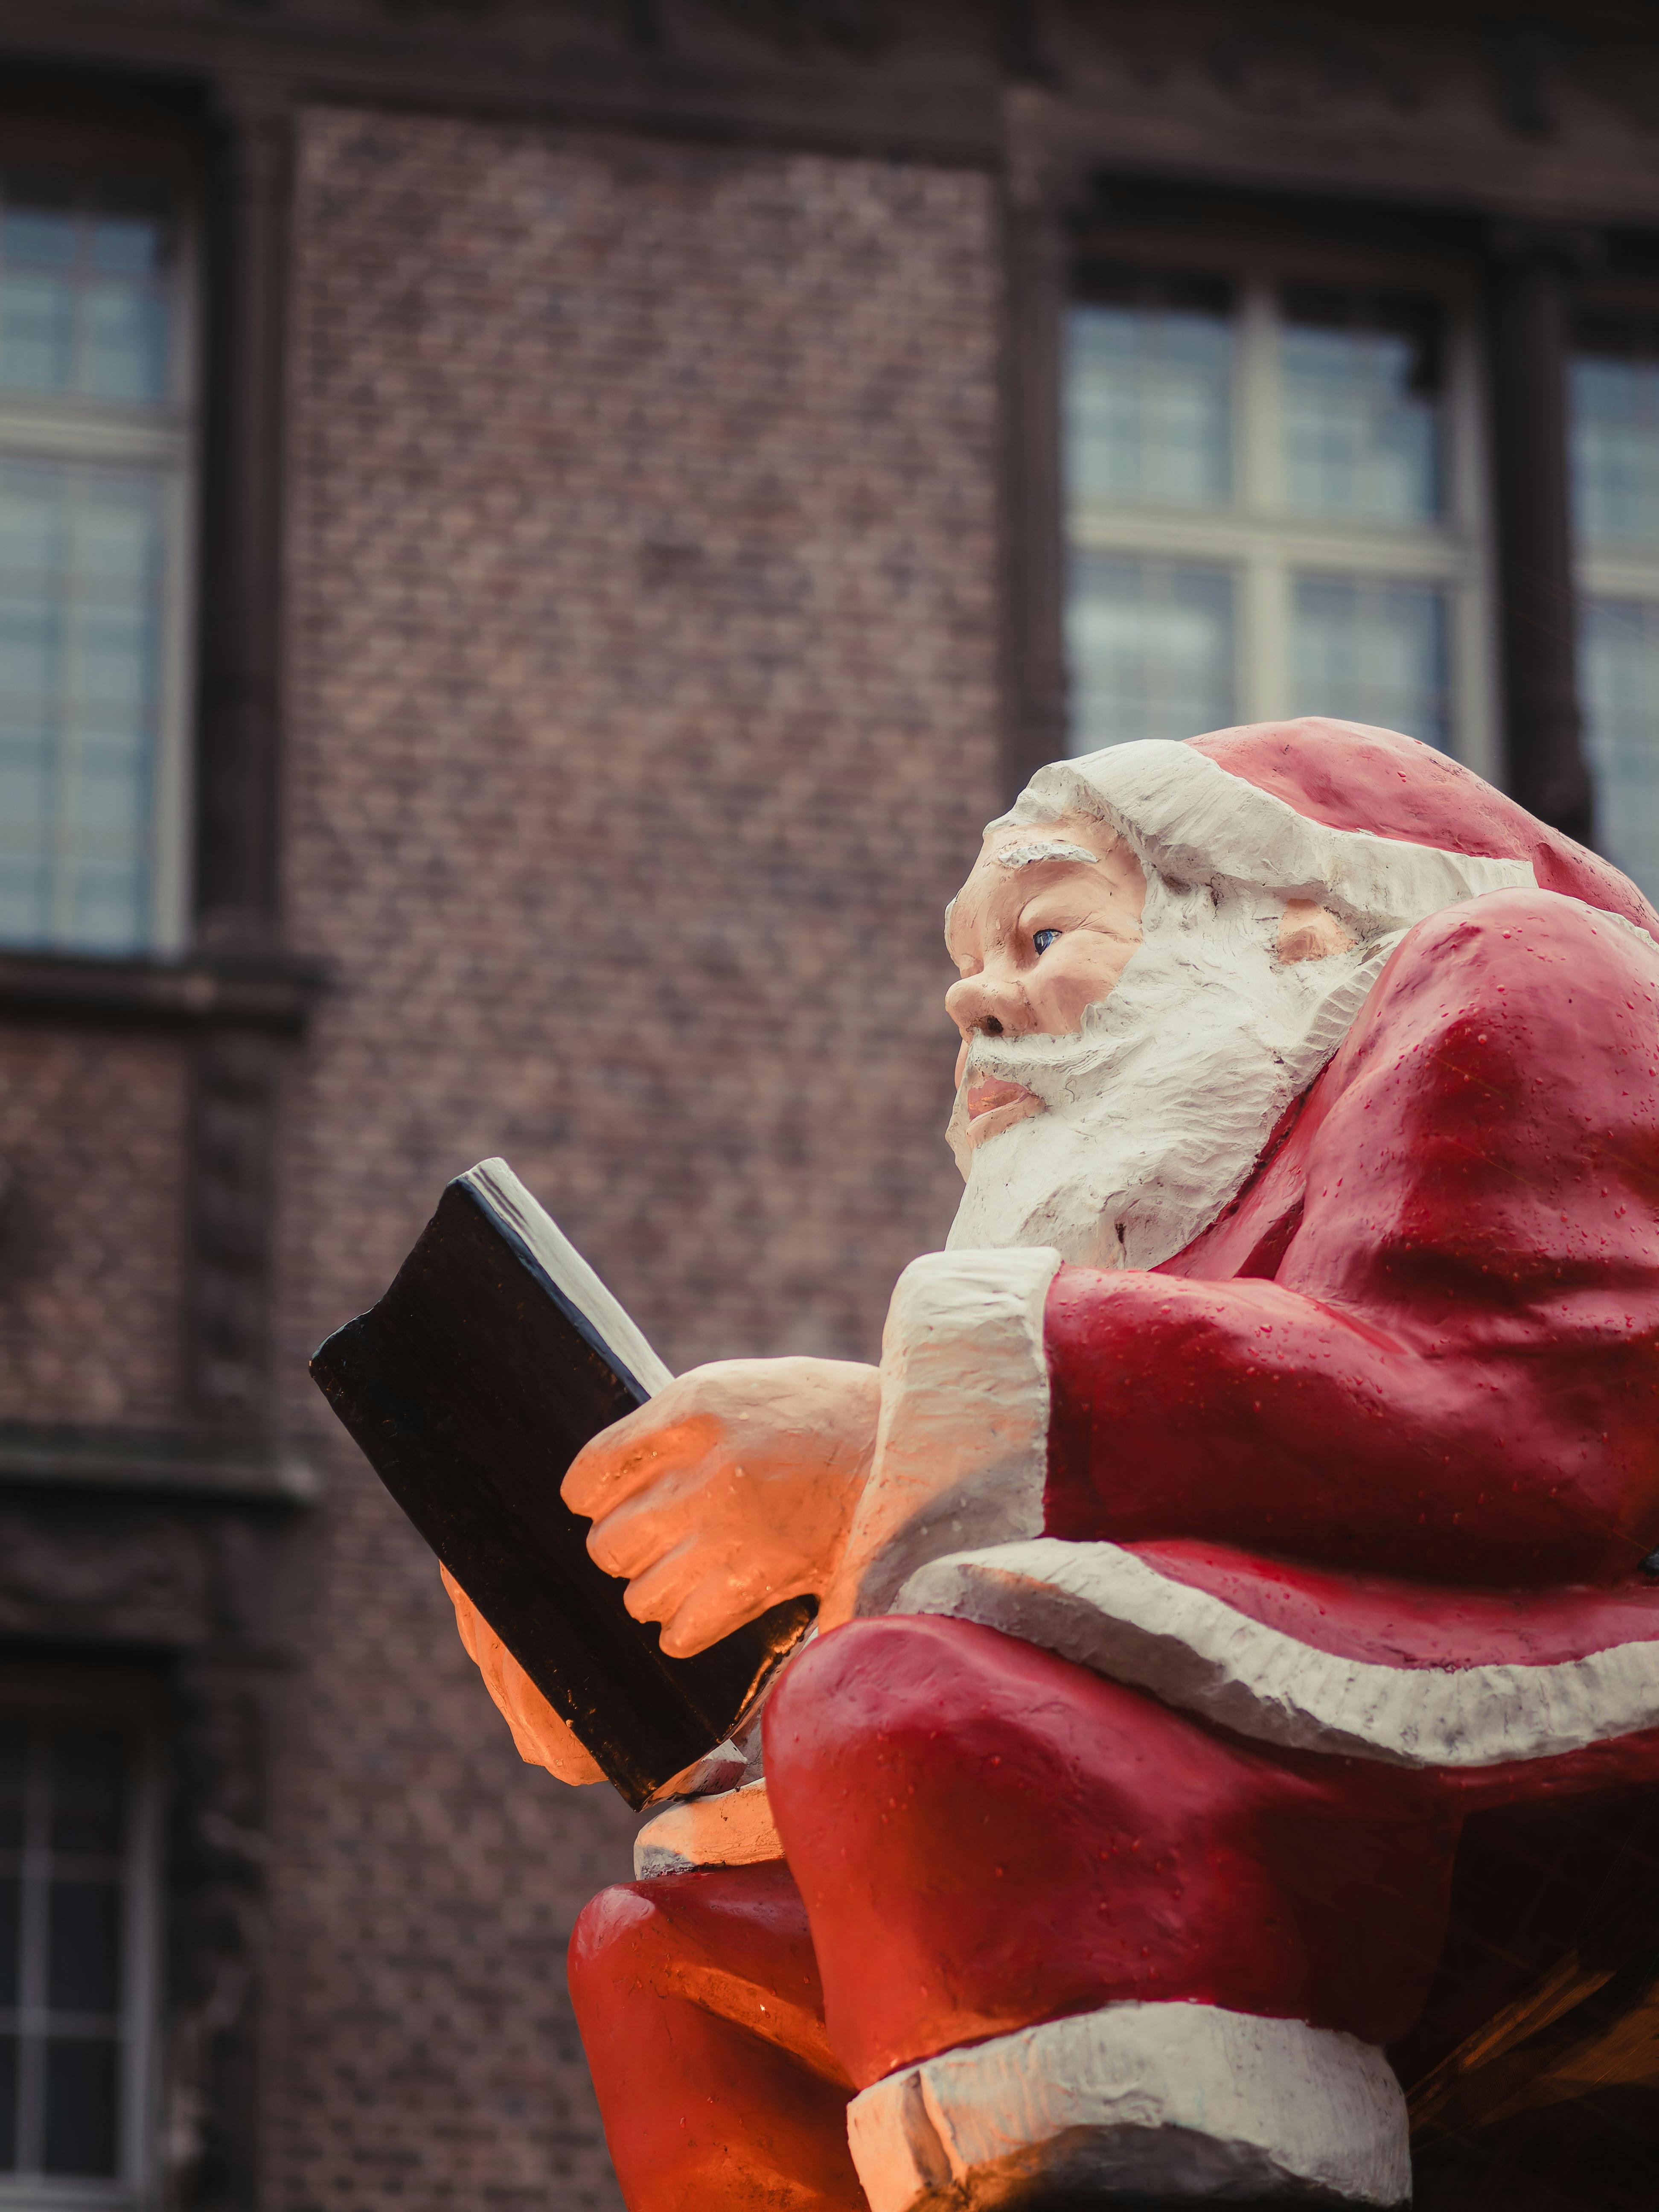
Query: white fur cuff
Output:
[[845, 2001, 1411, 2211], [632, 1778, 783, 1878], [822, 1248, 1061, 1627]]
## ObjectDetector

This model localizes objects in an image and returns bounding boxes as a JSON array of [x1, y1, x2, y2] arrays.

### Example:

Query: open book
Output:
[[309, 1159, 815, 1808]]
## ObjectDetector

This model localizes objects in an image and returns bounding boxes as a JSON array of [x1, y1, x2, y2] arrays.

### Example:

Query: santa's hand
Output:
[[562, 1357, 881, 1658], [442, 1566, 604, 1785]]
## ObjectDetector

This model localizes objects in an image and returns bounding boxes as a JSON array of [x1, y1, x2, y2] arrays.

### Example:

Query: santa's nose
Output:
[[946, 969, 1032, 1041]]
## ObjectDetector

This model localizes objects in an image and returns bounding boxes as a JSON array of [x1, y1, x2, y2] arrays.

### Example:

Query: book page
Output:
[[460, 1158, 675, 1398]]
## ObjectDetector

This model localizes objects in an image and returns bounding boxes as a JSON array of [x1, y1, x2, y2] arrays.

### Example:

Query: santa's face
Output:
[[942, 808, 1375, 1269], [944, 815, 1147, 1157], [938, 731, 1535, 1267]]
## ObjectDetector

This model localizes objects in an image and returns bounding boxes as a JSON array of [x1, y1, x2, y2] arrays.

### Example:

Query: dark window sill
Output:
[[0, 948, 326, 1033], [0, 1421, 320, 1505]]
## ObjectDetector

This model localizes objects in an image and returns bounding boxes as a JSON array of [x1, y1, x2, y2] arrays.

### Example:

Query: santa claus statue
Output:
[[448, 718, 1659, 2211]]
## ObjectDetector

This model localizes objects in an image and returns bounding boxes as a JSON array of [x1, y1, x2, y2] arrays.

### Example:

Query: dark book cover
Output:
[[309, 1159, 814, 1809]]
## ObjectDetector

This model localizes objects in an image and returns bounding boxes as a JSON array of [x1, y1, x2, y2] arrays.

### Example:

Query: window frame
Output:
[[0, 1668, 163, 2212], [1566, 274, 1659, 898], [1570, 279, 1659, 610], [0, 130, 201, 959], [1064, 227, 1502, 782]]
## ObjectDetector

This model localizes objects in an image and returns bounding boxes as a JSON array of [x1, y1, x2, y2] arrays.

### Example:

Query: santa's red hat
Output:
[[993, 715, 1658, 949], [1192, 716, 1659, 946]]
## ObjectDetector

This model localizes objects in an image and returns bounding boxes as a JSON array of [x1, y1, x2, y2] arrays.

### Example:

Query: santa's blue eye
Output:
[[1033, 928, 1061, 955]]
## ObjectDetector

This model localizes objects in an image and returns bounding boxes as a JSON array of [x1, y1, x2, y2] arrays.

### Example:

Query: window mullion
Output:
[[1238, 280, 1284, 723], [1240, 550, 1288, 724], [151, 458, 194, 953], [51, 473, 84, 949], [1236, 275, 1280, 519]]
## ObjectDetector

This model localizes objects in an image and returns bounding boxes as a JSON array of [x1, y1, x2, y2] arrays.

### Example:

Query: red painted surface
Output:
[[1048, 891, 1659, 1593], [571, 731, 1659, 2201], [568, 1860, 861, 2212], [1191, 718, 1659, 944], [764, 1615, 1456, 2075], [570, 1614, 1457, 2198]]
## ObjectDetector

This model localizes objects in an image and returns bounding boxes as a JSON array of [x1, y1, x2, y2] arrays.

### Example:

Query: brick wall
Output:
[[272, 107, 1001, 2208], [0, 1030, 187, 1428]]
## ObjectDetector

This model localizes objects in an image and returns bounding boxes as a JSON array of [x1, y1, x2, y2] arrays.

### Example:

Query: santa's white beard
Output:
[[946, 879, 1401, 1272]]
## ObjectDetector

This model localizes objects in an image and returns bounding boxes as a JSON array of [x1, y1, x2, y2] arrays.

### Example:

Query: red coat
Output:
[[1051, 884, 1659, 1593], [577, 734, 1659, 2203], [895, 883, 1649, 2081]]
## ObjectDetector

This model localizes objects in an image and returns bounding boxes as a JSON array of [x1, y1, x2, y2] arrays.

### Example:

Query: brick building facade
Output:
[[0, 4, 1655, 2209], [276, 104, 998, 2212]]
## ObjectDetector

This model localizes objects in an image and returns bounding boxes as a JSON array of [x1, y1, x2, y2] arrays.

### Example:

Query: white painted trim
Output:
[[821, 1250, 1061, 1630], [0, 407, 192, 468], [995, 738, 1535, 941], [896, 1540, 1659, 1771], [1070, 505, 1475, 579], [1580, 552, 1659, 601], [633, 1778, 782, 1878], [846, 2001, 1409, 2212]]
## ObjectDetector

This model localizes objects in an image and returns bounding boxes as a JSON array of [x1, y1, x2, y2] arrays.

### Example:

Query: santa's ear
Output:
[[1277, 899, 1356, 963]]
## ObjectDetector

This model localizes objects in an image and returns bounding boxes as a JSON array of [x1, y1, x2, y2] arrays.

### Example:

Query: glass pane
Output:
[[91, 210, 166, 280], [0, 273, 75, 394], [0, 175, 172, 408], [47, 1883, 121, 2014], [1291, 575, 1450, 748], [1067, 555, 1235, 750], [71, 870, 148, 952], [49, 1731, 124, 1855], [0, 2037, 16, 2170], [1581, 598, 1659, 900], [42, 2037, 118, 2176], [1572, 321, 1659, 547], [0, 592, 58, 701], [1066, 271, 1233, 511], [0, 751, 50, 835], [0, 460, 163, 952], [0, 863, 48, 943], [2, 196, 76, 269], [1282, 287, 1443, 524], [82, 283, 167, 405]]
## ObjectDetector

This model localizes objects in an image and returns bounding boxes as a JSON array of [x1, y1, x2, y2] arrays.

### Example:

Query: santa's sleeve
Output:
[[827, 889, 1659, 1620]]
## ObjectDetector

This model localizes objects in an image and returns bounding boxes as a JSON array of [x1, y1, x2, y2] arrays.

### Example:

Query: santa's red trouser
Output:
[[568, 1615, 1459, 2212]]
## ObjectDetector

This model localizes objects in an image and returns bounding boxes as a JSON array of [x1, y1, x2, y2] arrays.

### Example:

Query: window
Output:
[[0, 1680, 159, 2212], [1063, 258, 1496, 774], [1572, 314, 1659, 901], [0, 167, 195, 956]]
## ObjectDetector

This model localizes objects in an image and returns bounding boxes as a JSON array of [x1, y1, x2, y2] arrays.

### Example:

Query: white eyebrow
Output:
[[993, 839, 1099, 872]]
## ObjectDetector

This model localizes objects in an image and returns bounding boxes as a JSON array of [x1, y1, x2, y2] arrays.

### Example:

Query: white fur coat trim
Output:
[[896, 1539, 1659, 1770], [998, 737, 1535, 934]]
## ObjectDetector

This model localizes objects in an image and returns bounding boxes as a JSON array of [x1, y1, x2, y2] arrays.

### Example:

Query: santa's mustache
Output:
[[954, 1025, 1125, 1113]]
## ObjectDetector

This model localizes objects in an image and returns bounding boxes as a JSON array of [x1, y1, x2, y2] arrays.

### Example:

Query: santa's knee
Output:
[[569, 1879, 656, 1993], [763, 1612, 1450, 2084], [569, 1860, 821, 2024], [764, 1610, 1220, 1878]]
